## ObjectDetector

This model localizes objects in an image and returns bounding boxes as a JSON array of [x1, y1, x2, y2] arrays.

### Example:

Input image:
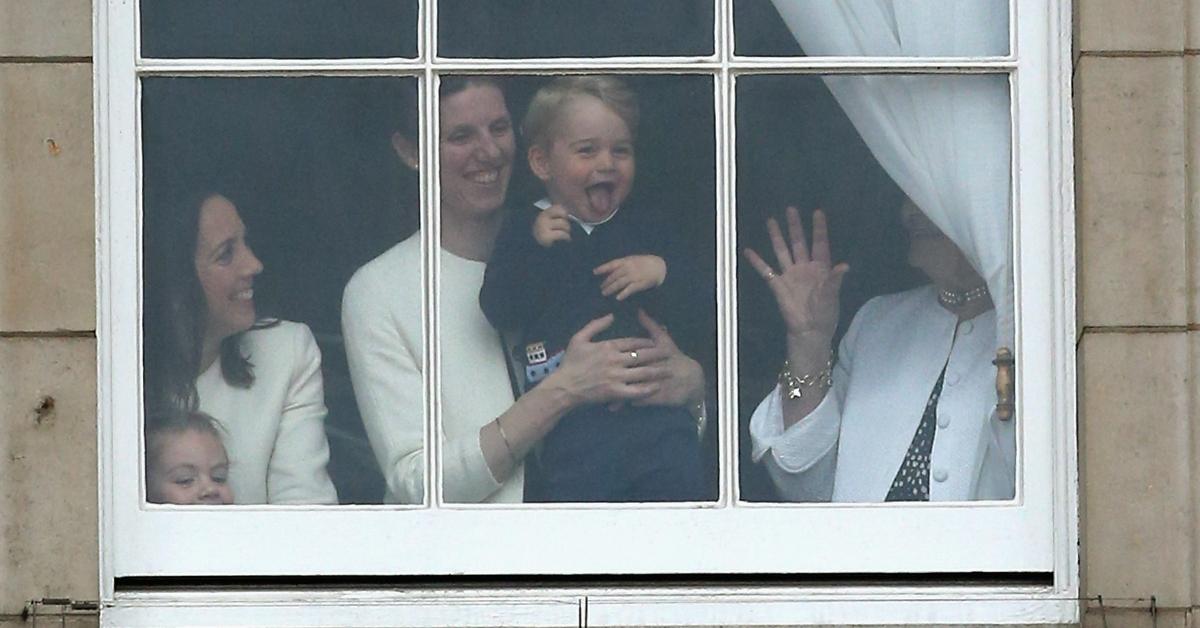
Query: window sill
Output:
[[104, 585, 1079, 626]]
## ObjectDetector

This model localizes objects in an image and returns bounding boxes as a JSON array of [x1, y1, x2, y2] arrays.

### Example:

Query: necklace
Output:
[[937, 284, 990, 308]]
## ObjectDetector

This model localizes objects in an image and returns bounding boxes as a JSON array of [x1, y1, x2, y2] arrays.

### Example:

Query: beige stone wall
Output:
[[1075, 0, 1200, 625], [0, 1, 97, 626], [1, 0, 1198, 626]]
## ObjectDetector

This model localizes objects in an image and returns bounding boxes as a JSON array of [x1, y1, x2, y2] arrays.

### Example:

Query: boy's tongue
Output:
[[585, 183, 615, 218]]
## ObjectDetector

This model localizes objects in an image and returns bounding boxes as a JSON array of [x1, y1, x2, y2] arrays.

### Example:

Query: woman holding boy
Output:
[[342, 77, 707, 504]]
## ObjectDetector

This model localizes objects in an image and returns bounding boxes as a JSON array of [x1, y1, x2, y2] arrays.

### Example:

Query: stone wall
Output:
[[0, 1, 97, 626]]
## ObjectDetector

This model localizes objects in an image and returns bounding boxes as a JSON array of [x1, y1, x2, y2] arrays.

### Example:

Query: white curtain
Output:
[[770, 0, 1015, 497], [770, 0, 1012, 349]]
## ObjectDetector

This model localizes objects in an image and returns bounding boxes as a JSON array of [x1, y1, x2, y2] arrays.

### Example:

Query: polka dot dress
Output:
[[885, 369, 947, 502]]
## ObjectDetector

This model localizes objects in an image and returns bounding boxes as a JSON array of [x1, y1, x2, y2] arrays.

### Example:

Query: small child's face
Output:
[[531, 95, 634, 223], [147, 428, 234, 505]]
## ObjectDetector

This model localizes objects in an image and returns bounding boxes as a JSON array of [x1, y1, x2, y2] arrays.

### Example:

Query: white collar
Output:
[[534, 198, 620, 235]]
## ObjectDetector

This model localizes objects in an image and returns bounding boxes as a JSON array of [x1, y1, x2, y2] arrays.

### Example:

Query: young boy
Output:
[[479, 75, 704, 503], [145, 410, 235, 505]]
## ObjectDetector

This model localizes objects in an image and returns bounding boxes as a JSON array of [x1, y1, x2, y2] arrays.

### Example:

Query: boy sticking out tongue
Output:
[[478, 75, 705, 504]]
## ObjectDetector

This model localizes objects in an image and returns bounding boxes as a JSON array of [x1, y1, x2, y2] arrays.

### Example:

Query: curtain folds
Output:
[[769, 0, 1015, 497], [769, 0, 1012, 350]]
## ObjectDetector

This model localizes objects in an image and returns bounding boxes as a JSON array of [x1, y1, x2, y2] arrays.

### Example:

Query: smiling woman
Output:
[[143, 190, 339, 505]]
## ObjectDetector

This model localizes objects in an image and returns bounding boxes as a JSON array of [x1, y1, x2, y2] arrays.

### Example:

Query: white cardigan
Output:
[[196, 320, 338, 505], [342, 233, 522, 504], [749, 285, 1015, 502]]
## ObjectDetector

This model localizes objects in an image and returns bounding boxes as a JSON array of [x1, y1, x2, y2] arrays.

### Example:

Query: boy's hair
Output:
[[144, 409, 227, 469], [522, 76, 639, 149]]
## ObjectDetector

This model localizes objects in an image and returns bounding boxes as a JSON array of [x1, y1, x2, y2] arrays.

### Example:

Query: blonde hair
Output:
[[522, 75, 639, 149]]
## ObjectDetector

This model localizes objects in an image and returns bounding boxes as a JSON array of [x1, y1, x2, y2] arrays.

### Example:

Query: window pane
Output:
[[141, 76, 418, 505], [436, 75, 718, 504], [735, 0, 1010, 57], [140, 1, 418, 59], [736, 73, 1014, 503], [438, 1, 713, 58]]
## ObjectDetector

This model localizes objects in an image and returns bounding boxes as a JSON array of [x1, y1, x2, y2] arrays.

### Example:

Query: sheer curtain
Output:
[[769, 0, 1015, 498]]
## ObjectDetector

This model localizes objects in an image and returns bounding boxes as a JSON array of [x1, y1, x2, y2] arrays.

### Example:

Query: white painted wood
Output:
[[103, 587, 1078, 626], [95, 0, 1079, 622]]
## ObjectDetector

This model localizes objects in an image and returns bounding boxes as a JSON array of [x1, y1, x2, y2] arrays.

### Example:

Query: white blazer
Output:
[[750, 285, 1015, 502], [197, 320, 338, 505]]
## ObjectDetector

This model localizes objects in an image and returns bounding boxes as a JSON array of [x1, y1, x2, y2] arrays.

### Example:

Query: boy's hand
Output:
[[594, 255, 667, 301], [533, 204, 573, 247]]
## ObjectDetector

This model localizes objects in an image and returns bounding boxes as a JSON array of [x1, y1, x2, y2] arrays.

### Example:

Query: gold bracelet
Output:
[[495, 416, 518, 466], [779, 358, 833, 400]]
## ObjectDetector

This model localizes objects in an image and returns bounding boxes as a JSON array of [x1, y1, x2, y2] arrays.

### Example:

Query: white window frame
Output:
[[95, 0, 1079, 624]]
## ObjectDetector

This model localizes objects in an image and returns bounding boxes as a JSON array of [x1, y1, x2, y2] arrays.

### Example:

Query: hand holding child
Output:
[[594, 254, 666, 301], [533, 204, 573, 247]]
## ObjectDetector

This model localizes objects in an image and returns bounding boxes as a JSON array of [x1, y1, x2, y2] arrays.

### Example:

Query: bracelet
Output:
[[495, 416, 518, 466], [779, 358, 833, 400]]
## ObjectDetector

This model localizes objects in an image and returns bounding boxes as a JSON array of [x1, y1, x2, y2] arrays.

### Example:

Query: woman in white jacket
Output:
[[744, 200, 1013, 502], [144, 191, 338, 505], [342, 77, 706, 504]]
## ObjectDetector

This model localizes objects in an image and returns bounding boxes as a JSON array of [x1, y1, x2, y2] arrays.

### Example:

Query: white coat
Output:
[[749, 285, 1015, 502]]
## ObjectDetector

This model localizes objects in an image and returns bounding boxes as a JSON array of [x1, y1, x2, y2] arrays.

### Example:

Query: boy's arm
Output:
[[479, 205, 569, 330]]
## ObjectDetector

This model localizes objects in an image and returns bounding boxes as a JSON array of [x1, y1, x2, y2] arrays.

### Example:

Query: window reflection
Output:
[[736, 74, 1014, 503], [142, 77, 417, 505], [140, 0, 418, 59], [438, 1, 713, 58], [735, 0, 1009, 57]]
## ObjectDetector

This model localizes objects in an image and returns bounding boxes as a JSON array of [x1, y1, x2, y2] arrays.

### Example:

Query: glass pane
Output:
[[141, 76, 418, 505], [438, 1, 713, 58], [437, 75, 718, 503], [140, 1, 418, 59], [735, 74, 1014, 503], [735, 0, 1010, 57]]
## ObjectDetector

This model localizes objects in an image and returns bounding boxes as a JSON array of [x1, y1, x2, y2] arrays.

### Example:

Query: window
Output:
[[97, 0, 1078, 623]]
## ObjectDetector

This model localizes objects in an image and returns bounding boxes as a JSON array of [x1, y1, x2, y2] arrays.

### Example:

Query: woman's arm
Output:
[[743, 207, 848, 427], [476, 314, 663, 481], [267, 323, 339, 505]]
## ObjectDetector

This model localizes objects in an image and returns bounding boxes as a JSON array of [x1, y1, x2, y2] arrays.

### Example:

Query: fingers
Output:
[[766, 217, 794, 271], [544, 204, 570, 219], [600, 270, 631, 296], [636, 308, 666, 340], [785, 206, 809, 262], [828, 262, 850, 292], [742, 247, 778, 283], [572, 313, 615, 344], [609, 337, 656, 354], [614, 281, 648, 301], [811, 208, 832, 264], [593, 258, 624, 276], [622, 364, 671, 384]]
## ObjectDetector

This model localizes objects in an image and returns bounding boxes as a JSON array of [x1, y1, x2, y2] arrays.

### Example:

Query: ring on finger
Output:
[[629, 350, 638, 365], [764, 269, 778, 280]]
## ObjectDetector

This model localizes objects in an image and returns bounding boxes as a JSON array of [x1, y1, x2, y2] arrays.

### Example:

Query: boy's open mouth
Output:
[[585, 182, 617, 216]]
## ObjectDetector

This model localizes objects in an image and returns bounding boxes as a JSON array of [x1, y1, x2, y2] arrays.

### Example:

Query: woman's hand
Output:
[[629, 309, 705, 409], [548, 314, 663, 406], [743, 207, 849, 369]]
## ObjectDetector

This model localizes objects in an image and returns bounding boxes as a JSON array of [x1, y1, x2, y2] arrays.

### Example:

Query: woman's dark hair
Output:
[[143, 190, 258, 413], [394, 76, 506, 144]]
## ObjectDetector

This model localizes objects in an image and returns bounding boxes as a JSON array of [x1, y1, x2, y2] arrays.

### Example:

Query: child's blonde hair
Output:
[[522, 75, 639, 149]]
